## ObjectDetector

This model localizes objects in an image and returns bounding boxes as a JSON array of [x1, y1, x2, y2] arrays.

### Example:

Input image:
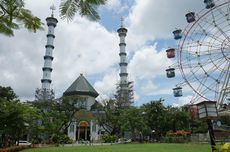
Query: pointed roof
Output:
[[63, 74, 99, 97]]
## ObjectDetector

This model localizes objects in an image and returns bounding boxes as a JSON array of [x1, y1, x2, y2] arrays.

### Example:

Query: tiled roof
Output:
[[63, 74, 99, 97]]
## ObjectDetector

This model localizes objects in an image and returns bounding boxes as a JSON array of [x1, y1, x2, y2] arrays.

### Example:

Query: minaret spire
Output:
[[116, 17, 133, 107], [36, 6, 58, 101], [120, 17, 124, 28], [50, 4, 56, 17]]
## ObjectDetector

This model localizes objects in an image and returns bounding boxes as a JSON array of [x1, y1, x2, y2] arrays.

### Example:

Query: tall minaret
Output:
[[117, 17, 132, 107], [41, 5, 58, 91]]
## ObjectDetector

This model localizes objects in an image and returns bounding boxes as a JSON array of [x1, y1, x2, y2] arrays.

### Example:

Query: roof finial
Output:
[[50, 4, 56, 17], [121, 17, 124, 28]]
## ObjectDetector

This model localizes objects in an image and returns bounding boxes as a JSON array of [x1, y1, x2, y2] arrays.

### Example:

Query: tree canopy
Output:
[[59, 0, 107, 21], [0, 0, 43, 36]]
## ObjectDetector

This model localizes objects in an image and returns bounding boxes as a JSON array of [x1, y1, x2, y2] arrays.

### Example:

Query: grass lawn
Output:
[[21, 143, 211, 152]]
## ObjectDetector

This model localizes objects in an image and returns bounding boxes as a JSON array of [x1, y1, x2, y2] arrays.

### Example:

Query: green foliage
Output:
[[60, 0, 107, 21], [101, 134, 117, 143], [52, 134, 73, 145], [0, 87, 41, 147], [30, 95, 84, 143], [0, 0, 43, 36], [162, 136, 191, 143], [0, 86, 17, 100], [141, 99, 168, 140]]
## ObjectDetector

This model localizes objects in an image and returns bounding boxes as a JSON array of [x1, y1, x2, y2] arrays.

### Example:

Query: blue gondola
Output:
[[173, 87, 183, 97], [204, 0, 215, 9], [173, 29, 182, 40], [166, 48, 175, 58], [166, 68, 175, 78], [185, 12, 195, 23]]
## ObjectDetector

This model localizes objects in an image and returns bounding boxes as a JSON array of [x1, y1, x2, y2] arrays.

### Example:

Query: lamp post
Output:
[[197, 101, 218, 152]]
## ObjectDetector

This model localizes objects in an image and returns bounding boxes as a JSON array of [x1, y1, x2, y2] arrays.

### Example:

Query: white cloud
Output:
[[140, 80, 157, 95], [172, 95, 193, 107], [127, 0, 203, 40], [104, 0, 130, 14], [94, 69, 119, 100], [105, 0, 121, 11], [129, 44, 172, 80]]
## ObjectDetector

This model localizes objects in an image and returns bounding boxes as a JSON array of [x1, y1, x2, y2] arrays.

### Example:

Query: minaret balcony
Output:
[[117, 27, 128, 33], [119, 62, 128, 66], [42, 67, 53, 72], [119, 52, 127, 56], [46, 34, 55, 38], [46, 17, 58, 27], [44, 55, 54, 60], [119, 43, 126, 46], [45, 44, 54, 49], [120, 73, 128, 77], [41, 79, 52, 83]]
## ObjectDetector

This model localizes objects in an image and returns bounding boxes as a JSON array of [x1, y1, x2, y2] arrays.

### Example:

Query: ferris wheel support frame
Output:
[[217, 63, 230, 109]]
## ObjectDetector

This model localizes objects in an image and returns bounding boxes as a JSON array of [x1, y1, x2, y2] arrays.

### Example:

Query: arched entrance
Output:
[[76, 121, 90, 141]]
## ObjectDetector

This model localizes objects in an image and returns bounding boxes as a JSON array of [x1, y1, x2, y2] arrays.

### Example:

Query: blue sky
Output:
[[0, 0, 228, 107]]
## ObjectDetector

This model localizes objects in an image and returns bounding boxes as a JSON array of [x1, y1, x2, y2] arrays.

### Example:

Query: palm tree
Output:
[[0, 0, 43, 36], [60, 0, 107, 21]]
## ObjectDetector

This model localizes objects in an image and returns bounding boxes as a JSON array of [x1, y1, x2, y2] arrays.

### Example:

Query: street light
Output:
[[197, 101, 218, 152]]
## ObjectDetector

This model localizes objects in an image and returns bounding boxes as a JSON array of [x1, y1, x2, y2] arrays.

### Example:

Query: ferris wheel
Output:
[[166, 0, 230, 108]]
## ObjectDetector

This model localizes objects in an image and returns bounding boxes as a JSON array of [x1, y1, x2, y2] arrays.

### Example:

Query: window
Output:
[[70, 123, 74, 132]]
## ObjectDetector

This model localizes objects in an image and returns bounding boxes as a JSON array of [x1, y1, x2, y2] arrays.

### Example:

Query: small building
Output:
[[63, 74, 103, 142]]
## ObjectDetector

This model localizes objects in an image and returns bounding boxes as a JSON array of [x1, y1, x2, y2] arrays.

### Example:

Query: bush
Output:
[[163, 130, 191, 143], [52, 134, 73, 145], [162, 136, 190, 143], [101, 134, 117, 143]]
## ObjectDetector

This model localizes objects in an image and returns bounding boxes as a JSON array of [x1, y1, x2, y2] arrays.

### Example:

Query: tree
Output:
[[31, 95, 85, 143], [0, 87, 40, 147], [59, 0, 107, 21], [165, 106, 190, 132], [119, 107, 150, 141], [0, 0, 43, 36], [0, 86, 17, 100], [141, 99, 168, 141], [96, 99, 121, 136]]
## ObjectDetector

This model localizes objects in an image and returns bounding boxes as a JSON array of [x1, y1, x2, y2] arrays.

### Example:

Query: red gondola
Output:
[[166, 48, 175, 58]]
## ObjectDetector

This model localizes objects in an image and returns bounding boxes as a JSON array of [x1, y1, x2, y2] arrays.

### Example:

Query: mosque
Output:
[[36, 9, 133, 142]]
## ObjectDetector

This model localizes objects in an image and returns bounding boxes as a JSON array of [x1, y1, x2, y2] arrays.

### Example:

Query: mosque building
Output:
[[37, 9, 133, 142]]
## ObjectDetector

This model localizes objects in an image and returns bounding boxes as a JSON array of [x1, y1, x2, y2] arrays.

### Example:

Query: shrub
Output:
[[163, 130, 191, 143], [52, 134, 73, 145], [101, 134, 117, 143], [162, 136, 190, 143]]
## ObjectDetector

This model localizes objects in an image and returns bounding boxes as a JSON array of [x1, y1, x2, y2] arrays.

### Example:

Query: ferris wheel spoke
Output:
[[227, 1, 230, 21], [209, 53, 227, 71]]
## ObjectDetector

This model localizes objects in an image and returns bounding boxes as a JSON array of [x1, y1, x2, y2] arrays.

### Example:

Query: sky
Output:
[[0, 0, 212, 107]]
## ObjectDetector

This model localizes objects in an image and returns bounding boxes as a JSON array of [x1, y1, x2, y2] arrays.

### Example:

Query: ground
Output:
[[21, 143, 211, 152]]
